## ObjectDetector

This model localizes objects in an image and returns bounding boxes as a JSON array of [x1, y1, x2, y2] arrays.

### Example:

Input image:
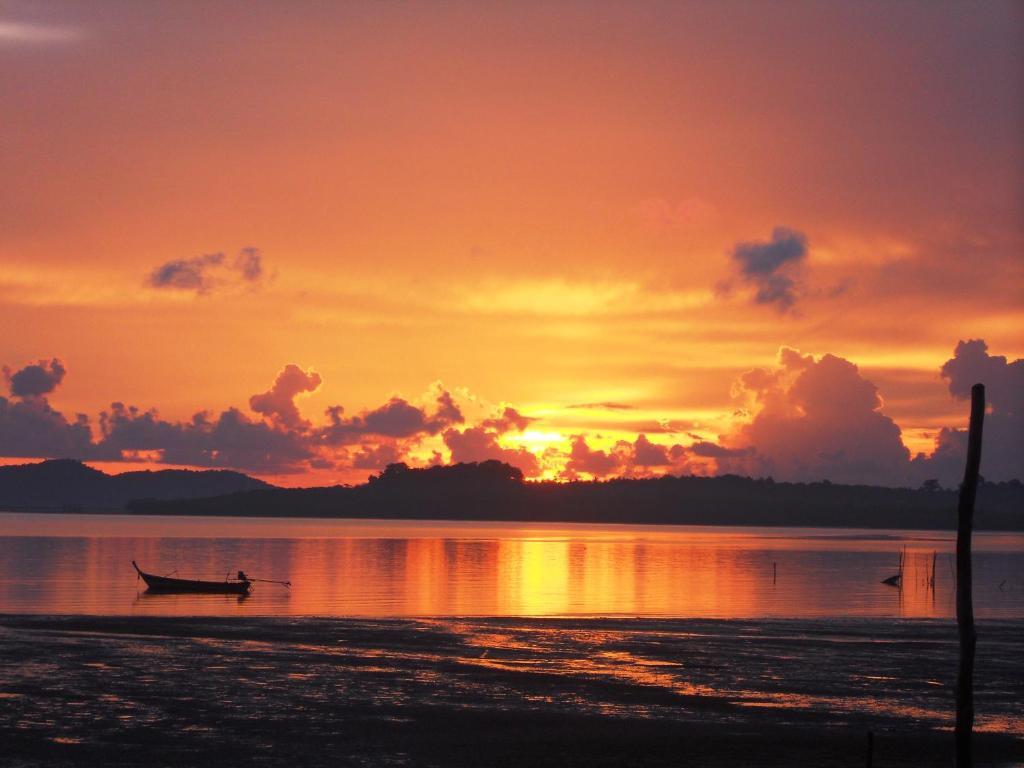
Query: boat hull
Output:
[[133, 562, 251, 595]]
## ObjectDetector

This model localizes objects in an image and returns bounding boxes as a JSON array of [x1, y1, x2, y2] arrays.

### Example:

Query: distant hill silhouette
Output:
[[0, 459, 271, 510], [125, 460, 1023, 531]]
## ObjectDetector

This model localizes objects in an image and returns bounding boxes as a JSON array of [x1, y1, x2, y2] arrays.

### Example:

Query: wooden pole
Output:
[[956, 383, 985, 768]]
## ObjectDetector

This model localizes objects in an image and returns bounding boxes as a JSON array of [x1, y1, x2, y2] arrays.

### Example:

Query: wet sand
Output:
[[1, 616, 1021, 767]]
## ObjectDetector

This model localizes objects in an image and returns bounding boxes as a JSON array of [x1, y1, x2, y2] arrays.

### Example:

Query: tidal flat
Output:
[[0, 616, 1021, 767]]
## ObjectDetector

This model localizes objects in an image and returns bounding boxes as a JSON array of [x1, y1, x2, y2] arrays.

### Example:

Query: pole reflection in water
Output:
[[0, 514, 1021, 618]]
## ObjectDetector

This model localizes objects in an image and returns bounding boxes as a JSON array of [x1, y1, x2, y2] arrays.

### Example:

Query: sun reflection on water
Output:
[[0, 514, 1022, 618]]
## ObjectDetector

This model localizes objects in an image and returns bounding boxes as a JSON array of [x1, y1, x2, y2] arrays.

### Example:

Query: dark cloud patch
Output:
[[0, 359, 476, 476], [730, 227, 808, 311], [629, 434, 672, 467], [149, 253, 224, 293], [940, 339, 1023, 416], [481, 407, 535, 434], [688, 441, 753, 459], [0, 395, 93, 458], [234, 247, 263, 282], [319, 391, 464, 445], [96, 403, 316, 474], [249, 364, 321, 429], [3, 358, 66, 398], [0, 357, 90, 459], [912, 339, 1023, 484], [148, 248, 268, 294], [352, 442, 404, 470]]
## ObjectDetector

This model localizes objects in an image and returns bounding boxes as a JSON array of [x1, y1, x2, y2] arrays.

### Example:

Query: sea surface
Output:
[[1, 513, 1021, 618]]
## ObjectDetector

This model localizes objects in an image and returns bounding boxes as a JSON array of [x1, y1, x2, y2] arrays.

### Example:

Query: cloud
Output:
[[147, 248, 268, 294], [319, 390, 464, 445], [687, 441, 753, 459], [443, 427, 541, 477], [480, 406, 535, 433], [560, 433, 689, 479], [725, 347, 911, 485], [442, 405, 539, 476], [563, 435, 621, 478], [940, 339, 1023, 416], [0, 396, 93, 458], [352, 442, 405, 470], [911, 340, 1023, 484], [0, 360, 321, 473], [234, 247, 264, 282], [3, 344, 1017, 486], [95, 403, 316, 474], [3, 358, 66, 398], [0, 359, 467, 476], [249, 364, 321, 429], [0, 358, 91, 458], [148, 253, 225, 293], [629, 434, 673, 468], [729, 227, 808, 311]]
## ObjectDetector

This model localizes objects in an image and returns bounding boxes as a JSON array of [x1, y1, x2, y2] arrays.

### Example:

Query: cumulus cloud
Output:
[[629, 434, 673, 468], [443, 427, 541, 477], [319, 391, 464, 445], [95, 403, 316, 473], [352, 442, 404, 470], [911, 340, 1023, 485], [249, 364, 321, 429], [560, 433, 690, 479], [3, 358, 66, 398], [563, 435, 620, 478], [4, 343, 1016, 486], [480, 407, 535, 434], [442, 405, 540, 476], [0, 358, 92, 459], [148, 248, 268, 294], [0, 359, 473, 476], [0, 396, 93, 458], [724, 348, 910, 485], [729, 227, 808, 311]]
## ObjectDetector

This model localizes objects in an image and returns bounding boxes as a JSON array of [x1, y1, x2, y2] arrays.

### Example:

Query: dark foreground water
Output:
[[1, 513, 1023, 618], [1, 616, 1022, 767]]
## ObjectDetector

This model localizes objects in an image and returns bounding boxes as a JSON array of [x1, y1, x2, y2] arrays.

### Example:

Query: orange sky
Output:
[[1, 1, 1022, 487]]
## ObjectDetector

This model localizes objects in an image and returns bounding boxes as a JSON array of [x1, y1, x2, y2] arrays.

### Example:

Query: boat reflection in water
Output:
[[134, 591, 251, 608]]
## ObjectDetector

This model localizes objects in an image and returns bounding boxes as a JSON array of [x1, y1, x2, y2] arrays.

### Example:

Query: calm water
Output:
[[1, 513, 1022, 618]]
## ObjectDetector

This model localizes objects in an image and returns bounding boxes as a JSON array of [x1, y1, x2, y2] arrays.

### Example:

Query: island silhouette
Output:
[[2, 459, 1019, 530]]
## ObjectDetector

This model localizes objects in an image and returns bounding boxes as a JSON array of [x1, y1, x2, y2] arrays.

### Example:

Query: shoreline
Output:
[[2, 508, 1021, 534], [2, 615, 1021, 767]]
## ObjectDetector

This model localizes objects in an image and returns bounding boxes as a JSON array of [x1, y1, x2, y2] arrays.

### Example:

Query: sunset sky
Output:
[[1, 1, 1022, 487]]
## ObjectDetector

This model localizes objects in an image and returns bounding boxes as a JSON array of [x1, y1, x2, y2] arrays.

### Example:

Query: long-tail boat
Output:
[[132, 561, 252, 595]]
